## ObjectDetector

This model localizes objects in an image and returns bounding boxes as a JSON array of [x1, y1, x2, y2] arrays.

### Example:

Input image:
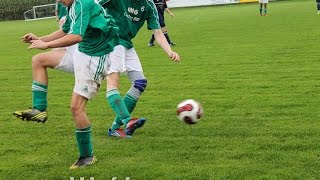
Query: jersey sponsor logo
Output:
[[128, 7, 138, 15], [124, 7, 141, 22]]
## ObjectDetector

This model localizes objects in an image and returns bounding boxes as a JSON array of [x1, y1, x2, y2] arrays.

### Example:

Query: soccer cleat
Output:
[[70, 156, 97, 169], [148, 43, 155, 47], [125, 118, 146, 136], [13, 108, 47, 123], [170, 42, 176, 46], [108, 128, 131, 138]]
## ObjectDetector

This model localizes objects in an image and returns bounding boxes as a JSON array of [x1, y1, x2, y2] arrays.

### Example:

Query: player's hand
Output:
[[28, 40, 49, 50], [21, 33, 39, 43], [170, 13, 174, 17], [170, 52, 180, 62]]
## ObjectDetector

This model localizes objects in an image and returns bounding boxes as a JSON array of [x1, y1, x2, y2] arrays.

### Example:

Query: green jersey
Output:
[[55, 2, 68, 20], [62, 0, 119, 56], [99, 0, 160, 49]]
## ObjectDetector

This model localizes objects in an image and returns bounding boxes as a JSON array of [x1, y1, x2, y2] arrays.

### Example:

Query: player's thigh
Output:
[[124, 48, 143, 72], [32, 50, 65, 68], [109, 45, 126, 73]]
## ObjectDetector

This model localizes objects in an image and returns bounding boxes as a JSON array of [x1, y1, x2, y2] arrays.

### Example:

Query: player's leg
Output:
[[259, 3, 263, 16], [69, 49, 101, 169], [106, 46, 145, 136], [106, 73, 146, 136], [109, 71, 147, 134], [69, 92, 96, 169], [264, 3, 267, 16], [148, 34, 155, 47], [318, 3, 320, 14], [13, 49, 66, 122], [109, 47, 147, 136]]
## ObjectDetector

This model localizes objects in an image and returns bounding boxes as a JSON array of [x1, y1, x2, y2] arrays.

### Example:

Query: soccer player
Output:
[[54, 0, 67, 28], [259, 0, 268, 16], [15, 0, 144, 169], [99, 0, 180, 137], [148, 0, 176, 46]]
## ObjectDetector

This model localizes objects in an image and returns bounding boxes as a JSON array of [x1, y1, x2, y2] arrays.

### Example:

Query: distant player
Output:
[[148, 0, 176, 46], [15, 0, 144, 169], [99, 0, 180, 137], [259, 0, 268, 16], [54, 0, 67, 28], [316, 0, 320, 14]]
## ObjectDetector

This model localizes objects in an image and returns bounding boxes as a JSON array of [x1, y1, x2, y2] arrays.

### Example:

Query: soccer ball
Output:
[[176, 99, 204, 124]]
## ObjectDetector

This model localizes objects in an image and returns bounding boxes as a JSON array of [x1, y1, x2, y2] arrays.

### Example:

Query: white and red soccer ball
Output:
[[176, 99, 204, 124]]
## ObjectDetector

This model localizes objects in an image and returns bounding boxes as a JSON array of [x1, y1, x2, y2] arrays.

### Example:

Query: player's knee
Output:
[[31, 54, 46, 68], [70, 102, 84, 117], [133, 79, 147, 93]]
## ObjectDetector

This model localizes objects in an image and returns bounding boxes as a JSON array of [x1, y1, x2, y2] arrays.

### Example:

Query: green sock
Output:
[[111, 94, 137, 131], [76, 126, 93, 157], [264, 8, 267, 14], [32, 81, 48, 111], [259, 8, 262, 14], [106, 89, 131, 128]]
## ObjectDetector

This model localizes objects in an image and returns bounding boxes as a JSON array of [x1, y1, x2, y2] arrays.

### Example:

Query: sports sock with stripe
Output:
[[76, 126, 93, 157], [106, 89, 131, 128], [32, 81, 47, 111], [111, 94, 137, 131]]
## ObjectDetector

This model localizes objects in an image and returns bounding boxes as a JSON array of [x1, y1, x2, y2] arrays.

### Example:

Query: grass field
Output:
[[1, 0, 320, 179]]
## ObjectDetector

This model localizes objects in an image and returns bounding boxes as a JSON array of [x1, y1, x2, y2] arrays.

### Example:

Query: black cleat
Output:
[[13, 108, 47, 123], [70, 156, 97, 169]]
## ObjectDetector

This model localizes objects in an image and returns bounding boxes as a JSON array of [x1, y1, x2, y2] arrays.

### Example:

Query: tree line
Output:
[[0, 0, 55, 21]]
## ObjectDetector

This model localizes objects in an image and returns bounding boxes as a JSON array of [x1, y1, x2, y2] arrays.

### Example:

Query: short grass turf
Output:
[[1, 0, 320, 179]]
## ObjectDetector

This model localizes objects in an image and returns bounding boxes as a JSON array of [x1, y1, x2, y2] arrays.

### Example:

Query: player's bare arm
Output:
[[153, 29, 180, 62], [165, 8, 174, 17], [39, 29, 67, 42], [22, 29, 66, 44], [29, 34, 82, 50]]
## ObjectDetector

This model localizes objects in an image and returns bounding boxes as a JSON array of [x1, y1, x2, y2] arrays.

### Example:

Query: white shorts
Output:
[[110, 45, 143, 73], [54, 44, 78, 73], [73, 48, 123, 100], [259, 0, 268, 3]]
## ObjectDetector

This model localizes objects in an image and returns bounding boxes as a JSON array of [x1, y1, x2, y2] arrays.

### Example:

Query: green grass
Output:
[[1, 0, 320, 179]]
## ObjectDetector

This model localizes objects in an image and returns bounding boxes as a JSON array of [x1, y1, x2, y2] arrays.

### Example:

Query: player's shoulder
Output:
[[145, 0, 156, 7], [146, 0, 155, 4]]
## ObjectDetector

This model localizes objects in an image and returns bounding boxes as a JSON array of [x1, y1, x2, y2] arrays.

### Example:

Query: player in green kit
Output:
[[16, 0, 144, 169], [99, 0, 180, 137]]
